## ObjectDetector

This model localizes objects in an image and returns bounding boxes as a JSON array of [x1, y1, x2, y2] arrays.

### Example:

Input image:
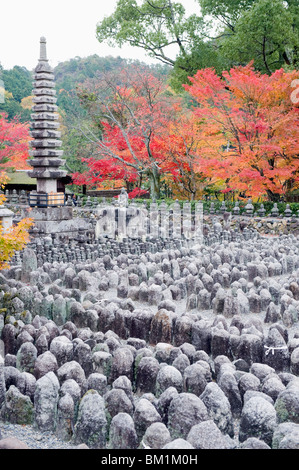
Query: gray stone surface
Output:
[[240, 437, 271, 449], [135, 356, 160, 395], [272, 422, 299, 449], [167, 393, 209, 440], [105, 388, 134, 420], [108, 412, 138, 449], [133, 398, 162, 442], [187, 420, 233, 449], [155, 365, 183, 397], [73, 390, 107, 449], [183, 363, 208, 397], [16, 371, 36, 401], [0, 355, 5, 409], [239, 396, 277, 446], [1, 222, 299, 449], [34, 351, 58, 379], [141, 422, 171, 449], [34, 371, 60, 432], [21, 249, 38, 283], [0, 437, 29, 449], [275, 381, 299, 424], [56, 361, 87, 394], [49, 336, 73, 367], [162, 438, 194, 449], [16, 342, 37, 374], [1, 385, 34, 425], [200, 382, 234, 437], [56, 392, 74, 441]]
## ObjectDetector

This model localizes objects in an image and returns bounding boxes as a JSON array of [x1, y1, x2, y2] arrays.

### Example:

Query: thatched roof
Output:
[[5, 171, 36, 186]]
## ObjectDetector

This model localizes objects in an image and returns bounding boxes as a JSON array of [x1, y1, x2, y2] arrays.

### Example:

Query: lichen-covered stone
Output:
[[167, 393, 209, 440], [73, 390, 107, 449], [34, 371, 60, 432], [1, 385, 33, 425], [108, 412, 138, 449], [239, 396, 277, 446]]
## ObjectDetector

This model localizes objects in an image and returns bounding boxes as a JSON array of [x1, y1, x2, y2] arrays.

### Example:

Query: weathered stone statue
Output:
[[117, 188, 129, 207]]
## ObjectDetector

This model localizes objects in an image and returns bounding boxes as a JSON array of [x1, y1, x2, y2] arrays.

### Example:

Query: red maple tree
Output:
[[0, 113, 31, 171], [72, 66, 182, 198]]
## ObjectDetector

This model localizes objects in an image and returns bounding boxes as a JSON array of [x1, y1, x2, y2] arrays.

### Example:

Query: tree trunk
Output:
[[149, 167, 161, 200], [266, 189, 283, 202]]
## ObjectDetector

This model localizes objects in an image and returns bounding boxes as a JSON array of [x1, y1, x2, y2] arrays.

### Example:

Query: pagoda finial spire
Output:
[[39, 36, 48, 62]]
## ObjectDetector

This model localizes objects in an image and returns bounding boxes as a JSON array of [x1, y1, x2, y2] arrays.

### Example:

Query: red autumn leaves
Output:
[[0, 113, 31, 171], [73, 64, 299, 200]]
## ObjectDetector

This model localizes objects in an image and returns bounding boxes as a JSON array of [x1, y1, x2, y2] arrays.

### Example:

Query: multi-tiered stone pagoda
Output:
[[28, 36, 66, 206], [26, 37, 89, 239]]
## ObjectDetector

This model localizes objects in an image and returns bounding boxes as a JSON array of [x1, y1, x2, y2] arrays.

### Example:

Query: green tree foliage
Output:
[[97, 0, 199, 65], [54, 55, 129, 99], [1, 66, 32, 102], [219, 0, 299, 74], [0, 66, 32, 122], [96, 0, 299, 89], [55, 54, 170, 102], [171, 40, 230, 91], [96, 0, 208, 91]]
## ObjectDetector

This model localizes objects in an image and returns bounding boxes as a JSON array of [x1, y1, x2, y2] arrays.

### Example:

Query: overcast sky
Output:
[[0, 0, 199, 71]]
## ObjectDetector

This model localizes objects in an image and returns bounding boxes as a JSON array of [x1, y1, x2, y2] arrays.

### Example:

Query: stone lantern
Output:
[[0, 204, 14, 232]]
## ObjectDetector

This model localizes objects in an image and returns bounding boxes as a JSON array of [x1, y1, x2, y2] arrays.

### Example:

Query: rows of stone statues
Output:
[[7, 217, 259, 269], [3, 189, 296, 219]]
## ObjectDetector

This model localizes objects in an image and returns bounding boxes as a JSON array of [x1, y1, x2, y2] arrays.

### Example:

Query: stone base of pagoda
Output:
[[30, 206, 73, 221], [29, 206, 90, 239]]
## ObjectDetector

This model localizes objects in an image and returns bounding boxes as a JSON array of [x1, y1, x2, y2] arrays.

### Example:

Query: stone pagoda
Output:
[[28, 36, 66, 204], [27, 37, 89, 239]]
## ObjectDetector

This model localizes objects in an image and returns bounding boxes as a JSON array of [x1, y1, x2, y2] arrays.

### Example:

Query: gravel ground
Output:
[[0, 421, 80, 449], [0, 419, 242, 449]]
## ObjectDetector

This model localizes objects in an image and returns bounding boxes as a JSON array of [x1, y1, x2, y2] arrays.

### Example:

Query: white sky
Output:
[[0, 0, 200, 70]]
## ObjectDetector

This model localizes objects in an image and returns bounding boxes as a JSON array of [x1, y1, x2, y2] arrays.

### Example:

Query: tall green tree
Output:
[[96, 0, 211, 90], [0, 66, 33, 122], [96, 0, 299, 89], [97, 0, 202, 67], [219, 0, 299, 74]]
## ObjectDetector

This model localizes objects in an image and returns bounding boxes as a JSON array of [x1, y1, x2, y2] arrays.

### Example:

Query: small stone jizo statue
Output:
[[118, 188, 129, 207]]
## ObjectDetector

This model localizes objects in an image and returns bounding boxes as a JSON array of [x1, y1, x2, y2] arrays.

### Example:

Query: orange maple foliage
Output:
[[157, 110, 225, 200], [184, 64, 299, 200], [0, 171, 9, 206], [0, 217, 34, 270], [0, 119, 33, 269]]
